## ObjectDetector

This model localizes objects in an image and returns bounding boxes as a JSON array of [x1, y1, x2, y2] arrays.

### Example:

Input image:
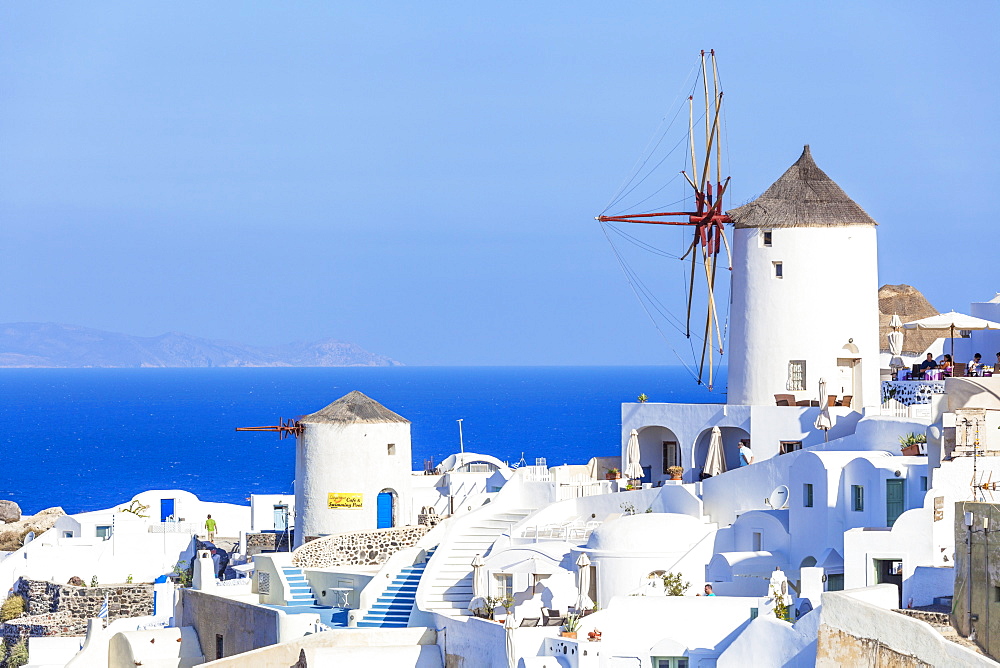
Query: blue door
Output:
[[160, 499, 175, 522], [273, 505, 288, 531], [641, 465, 652, 484], [377, 492, 394, 529], [886, 479, 905, 527]]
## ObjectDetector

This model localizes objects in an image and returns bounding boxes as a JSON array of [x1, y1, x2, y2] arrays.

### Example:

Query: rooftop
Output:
[[299, 390, 410, 425]]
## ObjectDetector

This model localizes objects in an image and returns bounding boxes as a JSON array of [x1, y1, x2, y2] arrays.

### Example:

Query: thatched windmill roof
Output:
[[878, 284, 939, 354], [300, 390, 409, 424], [727, 145, 877, 229]]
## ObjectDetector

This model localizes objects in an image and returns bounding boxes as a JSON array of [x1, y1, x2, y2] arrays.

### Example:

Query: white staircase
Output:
[[419, 507, 533, 618]]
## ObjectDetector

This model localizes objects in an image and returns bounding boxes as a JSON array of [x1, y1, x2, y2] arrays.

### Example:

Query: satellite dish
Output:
[[766, 485, 790, 510]]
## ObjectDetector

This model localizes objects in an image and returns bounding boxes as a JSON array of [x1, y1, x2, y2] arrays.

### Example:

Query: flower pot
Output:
[[670, 475, 682, 480], [901, 445, 921, 456], [606, 473, 620, 480], [561, 631, 577, 639]]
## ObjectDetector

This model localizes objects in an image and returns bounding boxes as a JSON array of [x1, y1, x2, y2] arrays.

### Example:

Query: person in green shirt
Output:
[[205, 514, 217, 542]]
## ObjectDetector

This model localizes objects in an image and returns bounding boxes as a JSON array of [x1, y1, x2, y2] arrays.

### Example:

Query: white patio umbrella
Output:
[[575, 552, 594, 612], [468, 554, 487, 614], [903, 311, 1000, 364], [888, 314, 904, 369], [814, 378, 832, 442], [624, 429, 643, 481], [505, 610, 518, 668], [702, 426, 726, 478]]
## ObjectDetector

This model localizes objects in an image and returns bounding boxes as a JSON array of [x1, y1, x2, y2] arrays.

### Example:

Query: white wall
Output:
[[728, 225, 880, 409], [250, 495, 295, 533]]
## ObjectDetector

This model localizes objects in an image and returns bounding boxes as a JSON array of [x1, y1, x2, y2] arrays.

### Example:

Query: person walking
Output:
[[738, 440, 754, 466], [205, 514, 217, 542]]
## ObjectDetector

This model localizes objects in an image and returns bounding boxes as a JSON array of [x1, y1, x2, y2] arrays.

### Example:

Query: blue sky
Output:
[[1, 2, 997, 365]]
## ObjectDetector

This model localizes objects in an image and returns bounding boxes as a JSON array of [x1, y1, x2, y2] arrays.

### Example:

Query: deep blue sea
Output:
[[0, 367, 725, 514]]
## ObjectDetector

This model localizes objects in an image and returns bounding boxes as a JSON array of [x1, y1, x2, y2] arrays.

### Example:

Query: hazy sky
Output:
[[1, 3, 997, 365]]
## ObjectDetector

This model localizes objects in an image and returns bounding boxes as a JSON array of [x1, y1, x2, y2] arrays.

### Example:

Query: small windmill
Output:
[[597, 50, 731, 389]]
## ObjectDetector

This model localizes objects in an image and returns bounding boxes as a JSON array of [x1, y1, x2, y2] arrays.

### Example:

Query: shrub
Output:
[[90, 575, 98, 587], [0, 595, 26, 622], [0, 529, 31, 552], [660, 572, 690, 596], [7, 638, 29, 668]]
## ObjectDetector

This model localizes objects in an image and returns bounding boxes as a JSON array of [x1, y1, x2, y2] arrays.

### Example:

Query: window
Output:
[[63, 531, 73, 538], [494, 573, 512, 599], [787, 360, 806, 391], [96, 525, 112, 540], [653, 659, 689, 668], [752, 532, 762, 551], [387, 443, 396, 456], [662, 441, 680, 473], [762, 230, 773, 247], [773, 261, 783, 278], [852, 485, 864, 511], [803, 483, 814, 508], [215, 634, 224, 660], [921, 476, 928, 491], [826, 573, 844, 591], [995, 587, 1000, 603], [780, 441, 802, 455]]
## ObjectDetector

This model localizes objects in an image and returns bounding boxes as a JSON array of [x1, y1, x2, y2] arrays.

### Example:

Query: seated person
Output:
[[995, 352, 1000, 373], [969, 353, 984, 376], [919, 353, 938, 377], [940, 354, 954, 376]]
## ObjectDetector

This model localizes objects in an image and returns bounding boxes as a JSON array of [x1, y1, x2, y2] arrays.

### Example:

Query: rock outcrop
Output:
[[0, 500, 21, 524]]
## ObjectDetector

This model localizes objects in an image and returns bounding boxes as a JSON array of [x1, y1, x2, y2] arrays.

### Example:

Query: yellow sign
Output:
[[328, 493, 363, 509]]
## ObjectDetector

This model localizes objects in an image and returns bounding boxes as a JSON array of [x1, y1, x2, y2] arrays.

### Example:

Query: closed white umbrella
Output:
[[468, 554, 487, 614], [702, 426, 726, 478], [624, 429, 643, 481], [814, 378, 832, 442], [903, 311, 1000, 363], [575, 552, 593, 612], [505, 611, 518, 668]]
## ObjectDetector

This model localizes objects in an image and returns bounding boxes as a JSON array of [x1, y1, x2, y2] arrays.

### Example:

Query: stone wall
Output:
[[13, 577, 153, 623], [0, 611, 87, 642], [291, 525, 428, 568], [246, 531, 292, 556]]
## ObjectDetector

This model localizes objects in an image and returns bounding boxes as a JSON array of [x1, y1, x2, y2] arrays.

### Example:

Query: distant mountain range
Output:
[[0, 323, 402, 368]]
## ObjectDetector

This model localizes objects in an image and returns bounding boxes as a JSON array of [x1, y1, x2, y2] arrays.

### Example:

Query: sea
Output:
[[0, 366, 726, 514]]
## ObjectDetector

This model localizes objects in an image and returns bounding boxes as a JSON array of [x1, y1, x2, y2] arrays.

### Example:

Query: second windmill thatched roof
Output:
[[727, 145, 876, 229], [300, 390, 409, 424]]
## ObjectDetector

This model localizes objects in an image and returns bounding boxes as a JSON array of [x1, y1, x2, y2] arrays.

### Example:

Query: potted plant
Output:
[[587, 628, 602, 641], [898, 432, 926, 456], [561, 613, 581, 639], [666, 465, 684, 480], [606, 467, 621, 481]]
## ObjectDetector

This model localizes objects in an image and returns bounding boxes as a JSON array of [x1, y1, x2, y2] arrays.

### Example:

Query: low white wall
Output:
[[717, 608, 819, 668], [908, 565, 954, 608], [818, 586, 994, 668]]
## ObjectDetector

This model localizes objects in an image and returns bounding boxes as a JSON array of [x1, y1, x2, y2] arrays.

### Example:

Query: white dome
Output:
[[586, 513, 706, 553]]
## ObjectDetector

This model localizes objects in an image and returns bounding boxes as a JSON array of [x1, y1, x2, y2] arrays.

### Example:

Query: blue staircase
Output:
[[282, 567, 323, 606], [357, 548, 436, 628]]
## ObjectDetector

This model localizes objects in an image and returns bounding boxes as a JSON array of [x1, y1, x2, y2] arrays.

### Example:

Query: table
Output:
[[328, 587, 353, 608], [881, 380, 945, 406]]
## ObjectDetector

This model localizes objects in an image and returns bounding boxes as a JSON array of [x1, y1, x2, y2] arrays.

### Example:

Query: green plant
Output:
[[637, 393, 648, 403], [483, 595, 513, 620], [898, 432, 927, 448], [660, 572, 690, 596], [644, 507, 653, 513], [563, 613, 581, 632], [125, 574, 133, 584], [0, 595, 26, 622], [172, 560, 193, 588], [90, 575, 98, 587], [7, 637, 28, 668], [771, 584, 790, 621], [620, 502, 636, 515], [607, 467, 620, 476]]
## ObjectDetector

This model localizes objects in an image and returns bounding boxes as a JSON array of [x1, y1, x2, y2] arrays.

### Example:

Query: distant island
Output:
[[0, 323, 402, 368]]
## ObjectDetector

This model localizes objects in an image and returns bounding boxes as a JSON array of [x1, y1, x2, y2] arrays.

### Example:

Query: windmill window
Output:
[[787, 360, 806, 391], [773, 261, 783, 278], [762, 230, 773, 247], [387, 443, 396, 456]]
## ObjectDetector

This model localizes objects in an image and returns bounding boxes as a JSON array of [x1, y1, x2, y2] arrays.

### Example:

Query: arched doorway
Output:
[[693, 426, 752, 476], [377, 489, 396, 529], [637, 426, 682, 485]]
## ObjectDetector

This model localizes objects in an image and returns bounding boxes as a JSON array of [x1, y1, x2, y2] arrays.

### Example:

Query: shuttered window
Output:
[[787, 360, 806, 391]]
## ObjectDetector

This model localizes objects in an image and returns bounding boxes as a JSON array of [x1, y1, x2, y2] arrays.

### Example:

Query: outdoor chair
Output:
[[519, 617, 539, 627], [827, 395, 838, 407], [522, 526, 538, 539], [542, 608, 564, 626], [911, 364, 923, 379], [838, 395, 853, 408], [774, 393, 795, 406], [954, 363, 967, 377]]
